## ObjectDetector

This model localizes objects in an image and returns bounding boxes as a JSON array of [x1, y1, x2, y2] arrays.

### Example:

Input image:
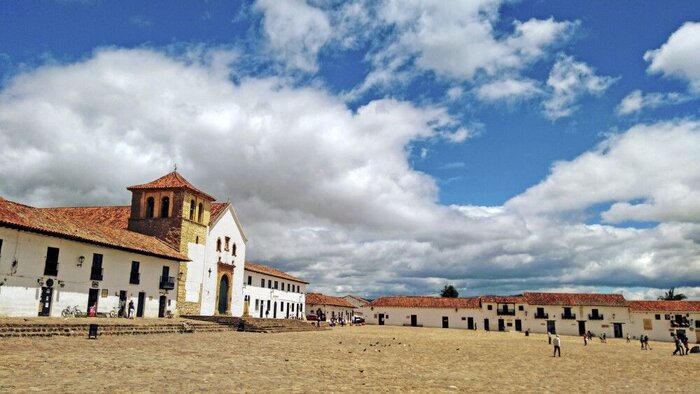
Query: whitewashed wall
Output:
[[360, 306, 483, 329], [522, 304, 631, 338], [305, 303, 355, 321], [480, 302, 527, 332], [628, 311, 700, 343], [206, 209, 246, 316], [0, 227, 179, 317], [242, 270, 305, 319]]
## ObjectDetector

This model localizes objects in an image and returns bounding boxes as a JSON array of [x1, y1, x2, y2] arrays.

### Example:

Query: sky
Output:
[[1, 1, 699, 300]]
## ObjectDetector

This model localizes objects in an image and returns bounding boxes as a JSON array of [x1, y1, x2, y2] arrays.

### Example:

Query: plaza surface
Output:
[[1, 324, 698, 393]]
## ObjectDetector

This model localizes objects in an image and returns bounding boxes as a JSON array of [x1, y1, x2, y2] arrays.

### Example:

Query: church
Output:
[[0, 171, 306, 318]]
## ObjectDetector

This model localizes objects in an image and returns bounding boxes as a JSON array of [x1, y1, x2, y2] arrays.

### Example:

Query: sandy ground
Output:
[[1, 325, 698, 393]]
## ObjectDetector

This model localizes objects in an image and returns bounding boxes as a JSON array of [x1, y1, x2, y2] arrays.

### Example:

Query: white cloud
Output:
[[254, 0, 331, 72], [617, 89, 691, 115], [644, 22, 700, 92], [476, 78, 541, 101], [543, 55, 616, 120], [1, 48, 699, 299]]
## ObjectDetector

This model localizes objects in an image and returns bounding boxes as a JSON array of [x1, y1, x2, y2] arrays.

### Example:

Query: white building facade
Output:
[[305, 293, 356, 322], [0, 199, 185, 318], [361, 296, 481, 329], [243, 262, 307, 319], [628, 301, 700, 343]]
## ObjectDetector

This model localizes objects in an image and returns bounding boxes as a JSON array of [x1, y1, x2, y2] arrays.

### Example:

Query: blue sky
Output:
[[1, 1, 699, 299]]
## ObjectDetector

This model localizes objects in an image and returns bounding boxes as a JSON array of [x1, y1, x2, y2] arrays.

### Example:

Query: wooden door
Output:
[[136, 292, 146, 317], [411, 315, 417, 327], [38, 287, 53, 316]]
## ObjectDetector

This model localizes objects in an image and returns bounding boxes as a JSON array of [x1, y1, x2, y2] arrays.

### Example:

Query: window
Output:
[[696, 320, 700, 329], [518, 305, 524, 311], [224, 237, 230, 251], [145, 197, 155, 218], [44, 247, 59, 276], [129, 261, 140, 284], [189, 199, 196, 220], [268, 279, 272, 288], [655, 314, 661, 320], [287, 283, 290, 291], [255, 299, 259, 311], [0, 238, 3, 257], [266, 300, 271, 311], [280, 303, 284, 312], [247, 276, 252, 285], [274, 281, 278, 289], [160, 197, 170, 218], [487, 305, 493, 310], [90, 254, 103, 281], [232, 243, 237, 256], [665, 314, 671, 320], [198, 202, 204, 222], [216, 238, 222, 252], [260, 278, 265, 287]]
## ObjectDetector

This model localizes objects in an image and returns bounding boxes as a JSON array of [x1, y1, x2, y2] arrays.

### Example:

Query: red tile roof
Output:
[[128, 171, 215, 201], [306, 293, 356, 308], [0, 198, 187, 261], [245, 262, 308, 284], [210, 202, 228, 223], [480, 295, 524, 304], [42, 206, 131, 229], [629, 300, 700, 312], [523, 292, 628, 307], [366, 296, 481, 309]]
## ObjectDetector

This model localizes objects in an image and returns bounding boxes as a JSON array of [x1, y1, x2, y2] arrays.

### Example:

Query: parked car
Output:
[[306, 314, 318, 321], [352, 316, 365, 324]]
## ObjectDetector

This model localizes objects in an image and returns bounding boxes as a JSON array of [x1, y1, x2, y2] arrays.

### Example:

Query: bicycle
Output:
[[61, 305, 83, 318], [109, 306, 120, 318]]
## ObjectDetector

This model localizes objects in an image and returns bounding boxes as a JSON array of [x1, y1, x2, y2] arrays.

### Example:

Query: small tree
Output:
[[658, 287, 687, 301], [440, 285, 459, 298]]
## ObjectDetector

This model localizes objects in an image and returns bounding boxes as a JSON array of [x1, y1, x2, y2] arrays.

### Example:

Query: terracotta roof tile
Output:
[[523, 292, 628, 307], [245, 262, 308, 284], [479, 295, 524, 304], [629, 300, 700, 312], [0, 198, 186, 261], [210, 202, 228, 223], [306, 293, 356, 308], [366, 296, 481, 309], [41, 206, 131, 229], [128, 171, 215, 201]]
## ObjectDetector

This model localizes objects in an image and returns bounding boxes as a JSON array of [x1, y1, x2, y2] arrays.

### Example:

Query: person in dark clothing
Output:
[[672, 334, 683, 355]]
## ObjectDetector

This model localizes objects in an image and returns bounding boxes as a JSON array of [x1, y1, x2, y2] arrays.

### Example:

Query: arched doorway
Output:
[[217, 275, 229, 314]]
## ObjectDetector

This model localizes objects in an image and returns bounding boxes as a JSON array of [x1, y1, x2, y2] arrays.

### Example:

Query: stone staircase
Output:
[[184, 315, 324, 333], [0, 319, 236, 338]]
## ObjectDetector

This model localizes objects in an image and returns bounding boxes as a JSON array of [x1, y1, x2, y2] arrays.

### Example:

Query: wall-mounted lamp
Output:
[[58, 280, 65, 288], [177, 271, 184, 280], [77, 256, 85, 267], [208, 268, 212, 277], [37, 278, 44, 286]]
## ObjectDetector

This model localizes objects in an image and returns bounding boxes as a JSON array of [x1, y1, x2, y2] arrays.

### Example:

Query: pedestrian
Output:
[[547, 331, 552, 345], [583, 334, 588, 346], [644, 334, 651, 350], [119, 298, 126, 318], [672, 334, 683, 355], [626, 333, 630, 343], [128, 300, 135, 319], [553, 334, 561, 357], [640, 335, 645, 350], [602, 332, 607, 343]]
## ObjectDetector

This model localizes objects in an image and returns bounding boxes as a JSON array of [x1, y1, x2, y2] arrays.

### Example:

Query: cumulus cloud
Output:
[[644, 22, 700, 92], [476, 78, 541, 101], [1, 48, 699, 299], [543, 55, 616, 120], [617, 90, 690, 115], [254, 0, 331, 72]]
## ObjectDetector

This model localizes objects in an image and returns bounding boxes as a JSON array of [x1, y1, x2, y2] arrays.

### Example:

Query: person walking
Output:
[[553, 335, 561, 357], [672, 334, 683, 355], [547, 331, 552, 345], [583, 334, 588, 346], [640, 335, 645, 350], [626, 333, 630, 343], [644, 334, 651, 350], [128, 300, 135, 319]]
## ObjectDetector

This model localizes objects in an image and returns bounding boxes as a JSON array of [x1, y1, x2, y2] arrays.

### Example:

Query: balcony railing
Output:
[[497, 309, 516, 316], [44, 262, 59, 276], [534, 312, 549, 319], [671, 320, 690, 328], [588, 313, 604, 320], [90, 268, 104, 281], [561, 313, 577, 320], [159, 276, 175, 290], [129, 272, 140, 285]]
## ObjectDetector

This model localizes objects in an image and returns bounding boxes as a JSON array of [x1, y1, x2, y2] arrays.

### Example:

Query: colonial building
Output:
[[628, 300, 700, 343], [305, 293, 356, 322], [0, 171, 256, 318], [243, 262, 307, 319], [363, 296, 481, 328], [0, 197, 186, 318], [479, 295, 526, 332]]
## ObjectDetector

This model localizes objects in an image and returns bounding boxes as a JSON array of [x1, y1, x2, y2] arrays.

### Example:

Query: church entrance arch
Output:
[[217, 275, 229, 315]]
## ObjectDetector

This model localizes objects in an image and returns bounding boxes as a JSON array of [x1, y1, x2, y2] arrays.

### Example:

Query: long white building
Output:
[[361, 292, 700, 343], [242, 262, 307, 319], [0, 198, 186, 318]]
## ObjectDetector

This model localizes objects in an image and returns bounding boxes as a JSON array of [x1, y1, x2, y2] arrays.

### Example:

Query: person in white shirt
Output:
[[553, 334, 561, 357]]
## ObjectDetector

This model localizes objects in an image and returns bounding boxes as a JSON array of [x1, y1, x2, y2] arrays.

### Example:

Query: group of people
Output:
[[118, 299, 136, 318], [639, 334, 652, 350], [672, 332, 690, 355]]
